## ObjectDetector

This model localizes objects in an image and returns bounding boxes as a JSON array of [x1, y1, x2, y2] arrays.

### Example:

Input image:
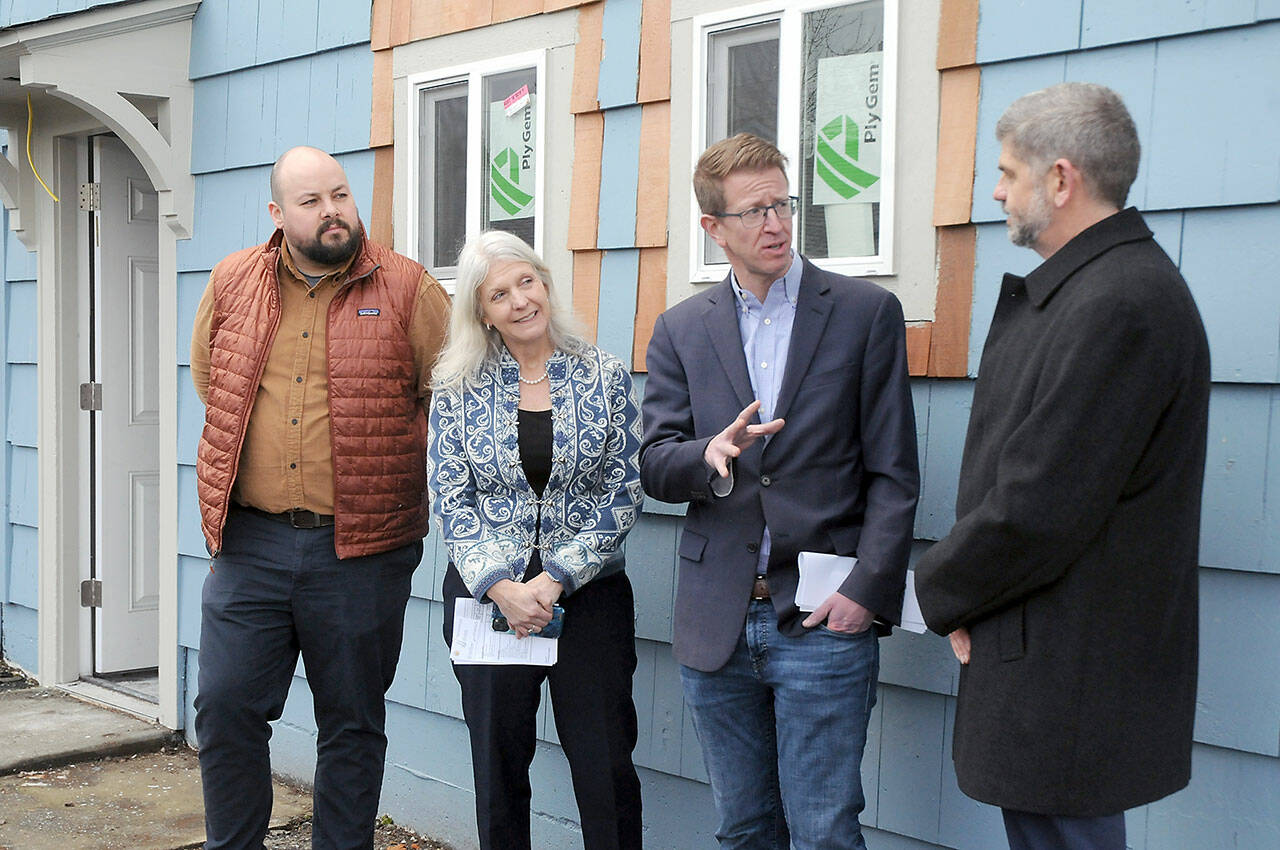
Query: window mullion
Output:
[[464, 72, 484, 252], [532, 56, 547, 256], [689, 20, 712, 282], [407, 81, 422, 261], [877, 0, 899, 271], [776, 9, 803, 197]]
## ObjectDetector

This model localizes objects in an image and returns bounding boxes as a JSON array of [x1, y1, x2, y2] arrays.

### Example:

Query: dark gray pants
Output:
[[1003, 808, 1126, 850], [195, 508, 419, 850]]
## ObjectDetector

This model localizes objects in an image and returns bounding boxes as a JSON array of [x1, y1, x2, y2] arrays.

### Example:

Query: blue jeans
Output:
[[194, 508, 420, 850], [681, 599, 879, 850]]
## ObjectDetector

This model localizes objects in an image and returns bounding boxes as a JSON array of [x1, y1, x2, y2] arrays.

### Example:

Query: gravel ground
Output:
[[263, 814, 453, 850], [0, 659, 36, 692]]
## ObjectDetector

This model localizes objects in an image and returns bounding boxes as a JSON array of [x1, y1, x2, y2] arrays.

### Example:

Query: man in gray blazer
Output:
[[914, 84, 1210, 850], [640, 133, 919, 850]]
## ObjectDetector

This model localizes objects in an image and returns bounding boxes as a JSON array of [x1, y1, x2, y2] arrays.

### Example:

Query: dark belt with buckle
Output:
[[751, 575, 770, 600], [238, 505, 335, 529]]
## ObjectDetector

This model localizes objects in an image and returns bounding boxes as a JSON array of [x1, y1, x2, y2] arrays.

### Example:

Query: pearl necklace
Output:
[[517, 369, 548, 385]]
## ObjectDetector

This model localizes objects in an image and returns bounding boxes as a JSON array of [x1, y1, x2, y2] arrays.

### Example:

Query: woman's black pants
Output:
[[443, 563, 643, 850]]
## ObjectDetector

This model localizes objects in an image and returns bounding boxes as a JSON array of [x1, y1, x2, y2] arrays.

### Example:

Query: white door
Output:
[[92, 135, 160, 674]]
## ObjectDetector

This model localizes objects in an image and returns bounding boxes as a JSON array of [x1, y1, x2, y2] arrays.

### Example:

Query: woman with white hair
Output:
[[427, 230, 644, 850]]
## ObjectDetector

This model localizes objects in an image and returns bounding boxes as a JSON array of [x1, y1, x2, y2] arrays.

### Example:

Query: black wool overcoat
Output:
[[914, 208, 1210, 816]]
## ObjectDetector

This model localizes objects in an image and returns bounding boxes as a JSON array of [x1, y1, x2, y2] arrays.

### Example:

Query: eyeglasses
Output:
[[713, 196, 799, 229], [711, 197, 798, 229]]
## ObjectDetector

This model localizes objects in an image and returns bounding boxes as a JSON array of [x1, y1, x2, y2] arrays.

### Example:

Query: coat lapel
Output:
[[772, 260, 832, 422], [702, 277, 757, 413]]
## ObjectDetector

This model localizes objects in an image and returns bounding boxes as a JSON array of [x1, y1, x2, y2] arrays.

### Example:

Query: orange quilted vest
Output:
[[196, 230, 430, 558]]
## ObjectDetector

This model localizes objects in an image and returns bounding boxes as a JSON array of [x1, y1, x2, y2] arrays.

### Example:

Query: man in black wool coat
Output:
[[914, 82, 1210, 850]]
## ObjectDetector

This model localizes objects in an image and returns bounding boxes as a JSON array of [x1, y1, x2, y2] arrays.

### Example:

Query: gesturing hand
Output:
[[704, 400, 785, 478]]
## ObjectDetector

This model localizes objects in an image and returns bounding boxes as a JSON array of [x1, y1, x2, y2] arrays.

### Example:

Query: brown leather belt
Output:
[[238, 505, 335, 529], [751, 575, 771, 600]]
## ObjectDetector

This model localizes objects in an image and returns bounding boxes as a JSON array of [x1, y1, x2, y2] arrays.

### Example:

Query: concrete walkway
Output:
[[0, 687, 310, 849]]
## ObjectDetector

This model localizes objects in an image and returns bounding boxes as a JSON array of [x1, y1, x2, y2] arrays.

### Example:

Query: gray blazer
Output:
[[640, 258, 920, 671]]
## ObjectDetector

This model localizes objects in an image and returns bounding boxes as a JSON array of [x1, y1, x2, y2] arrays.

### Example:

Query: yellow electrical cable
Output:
[[26, 93, 59, 203]]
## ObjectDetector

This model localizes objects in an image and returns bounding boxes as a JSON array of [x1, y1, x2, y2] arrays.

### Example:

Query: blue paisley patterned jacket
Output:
[[427, 346, 643, 598]]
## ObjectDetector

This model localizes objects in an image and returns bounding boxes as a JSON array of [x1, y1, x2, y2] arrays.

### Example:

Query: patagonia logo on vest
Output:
[[357, 308, 380, 317]]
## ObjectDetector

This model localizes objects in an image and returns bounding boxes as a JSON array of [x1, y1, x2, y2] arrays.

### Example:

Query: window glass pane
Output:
[[798, 0, 885, 261], [418, 82, 468, 276], [705, 23, 779, 266], [707, 23, 780, 144], [481, 68, 537, 248]]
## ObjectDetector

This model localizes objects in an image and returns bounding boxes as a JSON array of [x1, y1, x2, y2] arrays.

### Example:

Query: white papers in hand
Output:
[[795, 551, 927, 634], [795, 552, 856, 612], [450, 598, 558, 666]]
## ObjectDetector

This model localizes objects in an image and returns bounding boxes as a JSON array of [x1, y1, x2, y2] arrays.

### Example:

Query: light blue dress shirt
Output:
[[730, 252, 801, 577]]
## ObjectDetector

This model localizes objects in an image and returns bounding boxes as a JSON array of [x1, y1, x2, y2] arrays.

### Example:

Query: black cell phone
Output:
[[492, 604, 565, 638]]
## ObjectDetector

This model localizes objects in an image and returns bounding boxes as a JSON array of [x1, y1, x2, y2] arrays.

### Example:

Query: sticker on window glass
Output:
[[813, 52, 883, 207], [488, 93, 536, 221], [503, 85, 531, 116]]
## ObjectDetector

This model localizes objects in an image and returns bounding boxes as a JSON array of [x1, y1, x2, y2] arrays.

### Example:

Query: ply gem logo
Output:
[[815, 115, 880, 200], [490, 148, 533, 216]]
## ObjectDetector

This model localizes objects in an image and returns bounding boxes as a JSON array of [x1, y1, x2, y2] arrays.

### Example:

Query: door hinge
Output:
[[79, 382, 102, 411], [80, 579, 102, 608], [79, 182, 101, 212]]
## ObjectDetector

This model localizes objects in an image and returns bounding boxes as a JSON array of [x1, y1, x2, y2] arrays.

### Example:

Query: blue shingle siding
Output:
[[190, 49, 374, 174], [7, 446, 37, 529], [1079, 0, 1258, 49], [974, 0, 1083, 64], [912, 380, 973, 540], [973, 24, 1280, 223], [0, 0, 114, 29], [189, 0, 371, 80], [0, 602, 37, 672], [0, 197, 28, 673], [177, 555, 204, 649], [596, 106, 644, 249], [1144, 744, 1280, 848], [977, 0, 1280, 59], [4, 282, 37, 363], [597, 0, 643, 109], [596, 248, 641, 362], [1146, 24, 1280, 210], [176, 464, 204, 558], [1196, 567, 1280, 756], [5, 365, 36, 448]]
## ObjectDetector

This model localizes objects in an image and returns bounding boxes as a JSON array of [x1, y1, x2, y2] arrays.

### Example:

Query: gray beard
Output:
[[1005, 192, 1052, 249], [1007, 218, 1042, 248]]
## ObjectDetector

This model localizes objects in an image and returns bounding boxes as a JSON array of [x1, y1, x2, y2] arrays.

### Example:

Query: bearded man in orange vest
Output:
[[190, 146, 450, 850]]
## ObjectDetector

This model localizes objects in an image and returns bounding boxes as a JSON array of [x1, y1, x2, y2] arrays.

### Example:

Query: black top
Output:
[[518, 408, 552, 573], [517, 408, 552, 497]]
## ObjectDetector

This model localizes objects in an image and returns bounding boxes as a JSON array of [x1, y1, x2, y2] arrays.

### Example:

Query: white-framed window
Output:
[[407, 51, 546, 285], [690, 0, 897, 281]]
